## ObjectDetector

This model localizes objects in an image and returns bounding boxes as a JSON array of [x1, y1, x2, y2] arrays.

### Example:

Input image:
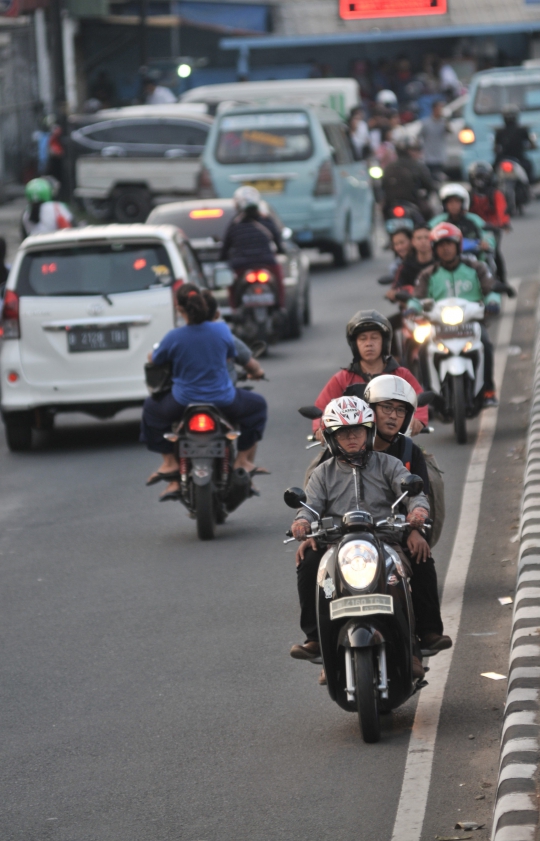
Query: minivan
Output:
[[199, 105, 374, 265], [460, 66, 540, 178]]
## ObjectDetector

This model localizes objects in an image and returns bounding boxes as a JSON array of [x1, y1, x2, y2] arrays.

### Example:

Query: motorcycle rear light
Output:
[[501, 161, 514, 173], [458, 128, 475, 144], [188, 413, 216, 433], [198, 166, 216, 198], [313, 160, 334, 196], [245, 270, 270, 283], [393, 206, 405, 218], [2, 289, 20, 339]]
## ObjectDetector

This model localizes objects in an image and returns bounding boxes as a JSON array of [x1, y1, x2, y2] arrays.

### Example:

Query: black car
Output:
[[147, 199, 311, 340]]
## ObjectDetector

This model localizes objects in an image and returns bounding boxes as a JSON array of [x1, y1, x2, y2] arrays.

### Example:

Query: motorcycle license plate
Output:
[[242, 292, 276, 307], [329, 594, 393, 620], [436, 323, 475, 340], [179, 440, 226, 458], [67, 327, 129, 352]]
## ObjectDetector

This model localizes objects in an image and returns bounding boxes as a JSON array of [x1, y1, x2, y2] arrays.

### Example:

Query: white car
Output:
[[0, 224, 205, 451]]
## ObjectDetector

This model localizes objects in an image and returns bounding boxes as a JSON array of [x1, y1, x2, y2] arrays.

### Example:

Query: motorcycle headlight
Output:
[[441, 305, 464, 325], [369, 165, 383, 179], [338, 540, 379, 590], [413, 322, 431, 344]]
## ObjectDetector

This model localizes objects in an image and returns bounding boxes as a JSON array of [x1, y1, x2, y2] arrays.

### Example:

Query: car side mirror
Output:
[[213, 264, 234, 288], [401, 474, 424, 497], [298, 406, 323, 420], [284, 487, 307, 509]]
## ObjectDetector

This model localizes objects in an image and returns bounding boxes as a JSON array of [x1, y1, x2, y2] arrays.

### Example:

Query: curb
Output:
[[492, 301, 540, 841]]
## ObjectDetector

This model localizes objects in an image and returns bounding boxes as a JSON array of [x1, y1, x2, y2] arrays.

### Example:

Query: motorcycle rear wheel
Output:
[[354, 648, 380, 743], [194, 483, 216, 540], [452, 374, 467, 445]]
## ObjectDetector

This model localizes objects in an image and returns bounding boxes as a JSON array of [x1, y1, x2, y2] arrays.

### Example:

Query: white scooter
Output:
[[418, 297, 485, 444]]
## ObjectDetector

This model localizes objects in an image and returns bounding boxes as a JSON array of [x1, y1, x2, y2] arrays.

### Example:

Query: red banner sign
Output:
[[339, 0, 447, 19]]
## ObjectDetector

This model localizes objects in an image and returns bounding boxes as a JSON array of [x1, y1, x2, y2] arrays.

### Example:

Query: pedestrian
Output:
[[348, 106, 371, 160], [420, 100, 450, 183], [142, 77, 176, 105]]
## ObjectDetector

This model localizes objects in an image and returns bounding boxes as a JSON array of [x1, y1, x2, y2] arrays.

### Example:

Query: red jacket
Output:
[[313, 364, 428, 431], [469, 190, 510, 228]]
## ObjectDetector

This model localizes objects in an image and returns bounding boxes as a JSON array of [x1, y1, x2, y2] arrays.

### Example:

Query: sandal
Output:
[[146, 470, 180, 486], [248, 467, 271, 477], [159, 490, 182, 502]]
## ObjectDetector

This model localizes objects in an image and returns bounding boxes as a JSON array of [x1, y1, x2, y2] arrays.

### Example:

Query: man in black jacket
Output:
[[382, 138, 434, 219], [220, 186, 284, 272]]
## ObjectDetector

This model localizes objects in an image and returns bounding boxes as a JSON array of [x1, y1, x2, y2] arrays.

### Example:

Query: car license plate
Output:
[[436, 323, 475, 340], [243, 179, 284, 194], [67, 327, 129, 353], [329, 594, 393, 621], [242, 292, 276, 307], [179, 440, 225, 458]]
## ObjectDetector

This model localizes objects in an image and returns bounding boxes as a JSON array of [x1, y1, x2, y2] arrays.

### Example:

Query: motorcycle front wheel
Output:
[[354, 648, 380, 743], [452, 374, 467, 445], [194, 483, 216, 540]]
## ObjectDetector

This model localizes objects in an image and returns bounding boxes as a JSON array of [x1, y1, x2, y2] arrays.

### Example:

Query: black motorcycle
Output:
[[230, 266, 286, 345], [284, 473, 428, 743]]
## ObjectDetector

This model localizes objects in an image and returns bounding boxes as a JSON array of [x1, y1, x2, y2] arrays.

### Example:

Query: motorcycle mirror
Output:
[[400, 474, 424, 497], [284, 487, 307, 509], [417, 391, 435, 407], [250, 340, 267, 359], [492, 279, 517, 298], [298, 406, 323, 420], [377, 275, 394, 286]]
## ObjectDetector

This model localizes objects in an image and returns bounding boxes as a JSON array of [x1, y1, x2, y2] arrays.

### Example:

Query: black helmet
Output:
[[346, 310, 393, 361], [502, 103, 519, 124], [468, 160, 494, 192]]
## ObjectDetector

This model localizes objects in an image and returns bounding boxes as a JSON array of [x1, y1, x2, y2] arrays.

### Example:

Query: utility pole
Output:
[[50, 0, 67, 122], [139, 0, 148, 69]]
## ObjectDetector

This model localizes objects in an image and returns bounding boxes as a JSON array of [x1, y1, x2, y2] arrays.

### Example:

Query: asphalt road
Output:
[[1, 207, 539, 841]]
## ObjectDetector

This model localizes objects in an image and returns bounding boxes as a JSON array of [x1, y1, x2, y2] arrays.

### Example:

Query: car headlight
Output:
[[338, 540, 379, 590], [369, 165, 383, 179], [441, 305, 464, 325], [413, 322, 431, 344]]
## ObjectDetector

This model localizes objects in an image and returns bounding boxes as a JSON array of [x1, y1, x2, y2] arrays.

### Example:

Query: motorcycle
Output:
[[229, 265, 286, 346], [383, 200, 424, 236], [283, 473, 428, 743], [495, 158, 530, 217]]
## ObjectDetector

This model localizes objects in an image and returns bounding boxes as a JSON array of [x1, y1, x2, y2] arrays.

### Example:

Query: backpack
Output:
[[401, 436, 445, 548]]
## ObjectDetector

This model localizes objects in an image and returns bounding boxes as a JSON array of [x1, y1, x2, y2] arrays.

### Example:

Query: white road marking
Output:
[[390, 285, 520, 841]]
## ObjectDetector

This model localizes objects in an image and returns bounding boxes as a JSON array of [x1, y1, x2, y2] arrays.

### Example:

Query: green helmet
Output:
[[25, 178, 53, 203]]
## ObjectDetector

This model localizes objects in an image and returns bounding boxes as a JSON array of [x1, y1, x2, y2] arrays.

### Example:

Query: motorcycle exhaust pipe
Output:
[[225, 467, 252, 512]]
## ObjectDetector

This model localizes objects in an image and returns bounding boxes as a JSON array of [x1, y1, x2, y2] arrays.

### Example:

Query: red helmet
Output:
[[430, 222, 463, 249]]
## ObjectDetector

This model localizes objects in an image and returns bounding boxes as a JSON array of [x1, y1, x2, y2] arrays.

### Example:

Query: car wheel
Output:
[[113, 188, 152, 223], [4, 412, 32, 452]]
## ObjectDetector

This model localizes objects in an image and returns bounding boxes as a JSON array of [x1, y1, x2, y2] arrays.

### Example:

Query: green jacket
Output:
[[409, 257, 499, 313]]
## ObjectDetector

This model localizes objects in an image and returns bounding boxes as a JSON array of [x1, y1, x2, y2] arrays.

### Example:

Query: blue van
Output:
[[460, 66, 540, 179], [199, 105, 374, 265]]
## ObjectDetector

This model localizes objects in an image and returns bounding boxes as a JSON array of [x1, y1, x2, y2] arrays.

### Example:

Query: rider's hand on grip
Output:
[[406, 507, 429, 530], [291, 519, 311, 540]]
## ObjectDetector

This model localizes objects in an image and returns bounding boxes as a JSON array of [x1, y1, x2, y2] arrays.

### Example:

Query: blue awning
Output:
[[173, 2, 268, 33], [220, 20, 540, 51]]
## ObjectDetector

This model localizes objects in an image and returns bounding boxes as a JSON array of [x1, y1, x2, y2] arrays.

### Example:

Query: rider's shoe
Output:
[[483, 390, 499, 407], [413, 656, 426, 680], [318, 669, 327, 685], [420, 632, 453, 656], [290, 640, 321, 661]]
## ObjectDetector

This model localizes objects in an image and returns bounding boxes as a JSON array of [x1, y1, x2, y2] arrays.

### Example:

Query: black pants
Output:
[[480, 324, 495, 392], [296, 545, 443, 642]]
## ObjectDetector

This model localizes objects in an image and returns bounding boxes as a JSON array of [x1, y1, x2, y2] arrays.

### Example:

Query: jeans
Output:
[[481, 324, 495, 392], [140, 388, 267, 455], [296, 544, 443, 642]]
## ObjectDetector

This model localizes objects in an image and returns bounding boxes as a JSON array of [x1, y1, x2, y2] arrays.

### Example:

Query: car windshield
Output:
[[17, 243, 174, 296], [215, 112, 313, 164], [474, 75, 540, 114]]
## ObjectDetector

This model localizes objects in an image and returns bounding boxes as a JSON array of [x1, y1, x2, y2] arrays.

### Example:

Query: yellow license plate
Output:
[[243, 179, 285, 194]]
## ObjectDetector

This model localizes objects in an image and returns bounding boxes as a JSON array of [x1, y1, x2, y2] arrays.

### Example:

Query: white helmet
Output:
[[439, 182, 470, 212], [233, 185, 261, 211], [376, 89, 398, 108], [322, 396, 375, 463], [364, 375, 418, 438]]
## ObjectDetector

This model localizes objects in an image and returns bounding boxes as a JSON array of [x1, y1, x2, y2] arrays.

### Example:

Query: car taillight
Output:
[[188, 413, 216, 433], [393, 205, 405, 217], [198, 166, 216, 198], [501, 160, 514, 173], [172, 279, 185, 293], [2, 290, 20, 339], [314, 160, 334, 196], [245, 270, 271, 283]]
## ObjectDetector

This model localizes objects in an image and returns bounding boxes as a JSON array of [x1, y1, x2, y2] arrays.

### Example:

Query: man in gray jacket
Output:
[[289, 396, 430, 680]]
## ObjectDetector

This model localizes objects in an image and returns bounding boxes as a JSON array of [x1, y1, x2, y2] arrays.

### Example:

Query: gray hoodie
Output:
[[295, 451, 429, 526]]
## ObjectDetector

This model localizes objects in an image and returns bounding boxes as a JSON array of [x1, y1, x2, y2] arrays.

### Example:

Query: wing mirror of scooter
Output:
[[400, 474, 425, 497], [492, 279, 517, 298], [284, 487, 307, 509], [416, 390, 435, 407], [298, 405, 323, 420], [377, 275, 394, 286], [250, 340, 267, 359]]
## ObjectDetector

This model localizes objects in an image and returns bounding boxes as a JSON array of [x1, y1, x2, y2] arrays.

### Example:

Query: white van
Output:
[[180, 78, 360, 120]]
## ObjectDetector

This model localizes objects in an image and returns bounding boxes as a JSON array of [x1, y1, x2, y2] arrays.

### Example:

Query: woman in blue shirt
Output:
[[141, 284, 267, 500]]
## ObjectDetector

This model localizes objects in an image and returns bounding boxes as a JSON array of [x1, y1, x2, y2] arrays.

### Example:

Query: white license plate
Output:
[[329, 594, 393, 620], [242, 292, 276, 307]]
